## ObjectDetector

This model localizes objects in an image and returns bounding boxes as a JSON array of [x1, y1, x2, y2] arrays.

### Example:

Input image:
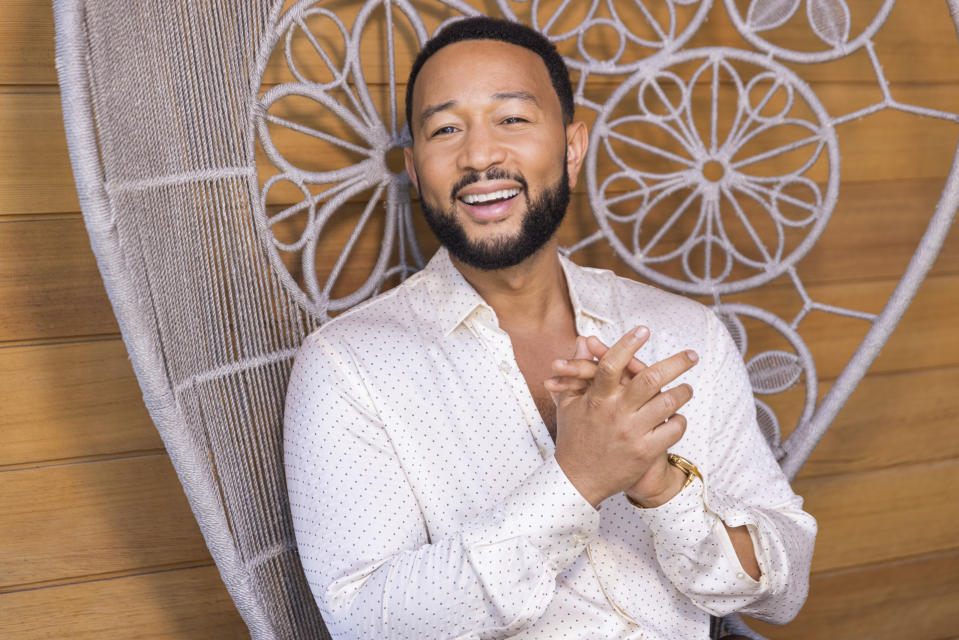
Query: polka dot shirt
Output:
[[284, 247, 817, 639]]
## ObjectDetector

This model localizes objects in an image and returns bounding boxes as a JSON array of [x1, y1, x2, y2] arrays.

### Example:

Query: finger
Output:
[[625, 350, 699, 410], [550, 357, 598, 380], [590, 326, 650, 397], [635, 383, 694, 427], [585, 335, 647, 376], [544, 375, 590, 395], [644, 413, 687, 452]]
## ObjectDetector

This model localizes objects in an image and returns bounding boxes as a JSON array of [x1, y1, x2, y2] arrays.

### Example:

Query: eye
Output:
[[501, 116, 529, 125], [430, 125, 457, 138]]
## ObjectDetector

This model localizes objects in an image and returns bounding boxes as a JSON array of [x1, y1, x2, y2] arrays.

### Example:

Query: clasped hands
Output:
[[545, 326, 699, 509]]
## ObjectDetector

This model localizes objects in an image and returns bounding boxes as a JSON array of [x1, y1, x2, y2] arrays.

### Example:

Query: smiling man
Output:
[[284, 16, 816, 640]]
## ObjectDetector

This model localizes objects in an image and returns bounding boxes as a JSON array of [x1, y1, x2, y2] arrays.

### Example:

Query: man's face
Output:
[[404, 39, 585, 270]]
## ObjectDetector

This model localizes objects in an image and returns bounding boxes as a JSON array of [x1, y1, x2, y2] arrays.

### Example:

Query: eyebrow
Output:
[[418, 91, 541, 130]]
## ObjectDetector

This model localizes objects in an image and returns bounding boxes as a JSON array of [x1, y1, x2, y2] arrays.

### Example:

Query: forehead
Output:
[[412, 39, 559, 116]]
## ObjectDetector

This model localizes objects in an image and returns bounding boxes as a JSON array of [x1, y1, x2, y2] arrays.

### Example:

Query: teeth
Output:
[[461, 188, 520, 204]]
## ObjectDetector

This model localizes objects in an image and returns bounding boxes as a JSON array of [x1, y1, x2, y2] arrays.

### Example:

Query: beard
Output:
[[418, 163, 571, 271]]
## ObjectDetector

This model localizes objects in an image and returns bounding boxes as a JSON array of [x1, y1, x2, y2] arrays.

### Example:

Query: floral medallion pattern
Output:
[[250, 0, 959, 485], [586, 48, 838, 295]]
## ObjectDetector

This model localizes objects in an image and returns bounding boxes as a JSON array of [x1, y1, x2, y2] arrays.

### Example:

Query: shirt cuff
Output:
[[633, 475, 710, 544], [634, 475, 764, 592]]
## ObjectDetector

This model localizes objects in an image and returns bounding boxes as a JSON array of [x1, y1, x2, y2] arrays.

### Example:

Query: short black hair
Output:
[[404, 16, 574, 137]]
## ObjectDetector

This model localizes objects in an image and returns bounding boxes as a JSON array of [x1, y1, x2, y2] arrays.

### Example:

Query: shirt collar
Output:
[[421, 247, 493, 336], [421, 246, 616, 336], [558, 252, 616, 327]]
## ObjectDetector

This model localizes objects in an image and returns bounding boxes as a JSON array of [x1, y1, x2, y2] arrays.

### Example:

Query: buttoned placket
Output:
[[464, 305, 554, 461], [464, 302, 649, 634], [464, 304, 611, 457]]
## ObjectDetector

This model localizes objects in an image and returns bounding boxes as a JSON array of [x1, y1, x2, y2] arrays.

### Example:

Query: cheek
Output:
[[517, 141, 566, 184], [415, 157, 453, 199]]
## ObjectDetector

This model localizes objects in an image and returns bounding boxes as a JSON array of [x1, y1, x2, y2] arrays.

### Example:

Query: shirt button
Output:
[[537, 444, 547, 458], [574, 533, 588, 546], [498, 360, 510, 372], [737, 572, 746, 579]]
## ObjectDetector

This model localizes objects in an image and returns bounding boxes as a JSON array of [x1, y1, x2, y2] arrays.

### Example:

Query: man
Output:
[[284, 16, 816, 639]]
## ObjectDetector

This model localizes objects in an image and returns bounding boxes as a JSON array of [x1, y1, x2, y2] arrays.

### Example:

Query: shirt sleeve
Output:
[[283, 332, 600, 640], [633, 308, 817, 623]]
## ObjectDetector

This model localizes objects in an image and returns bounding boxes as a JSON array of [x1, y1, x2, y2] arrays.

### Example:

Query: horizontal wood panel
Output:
[[6, 210, 956, 375], [793, 458, 959, 573], [0, 339, 159, 467], [692, 0, 959, 87], [259, 0, 959, 87], [0, 565, 245, 639], [9, 80, 959, 216], [750, 551, 959, 640], [747, 549, 959, 640], [0, 217, 117, 341], [558, 178, 959, 288], [712, 273, 959, 380], [0, 90, 79, 215], [255, 82, 959, 199], [12, 1, 957, 88], [0, 1, 56, 85], [272, 176, 959, 305], [0, 455, 211, 588], [795, 366, 959, 479]]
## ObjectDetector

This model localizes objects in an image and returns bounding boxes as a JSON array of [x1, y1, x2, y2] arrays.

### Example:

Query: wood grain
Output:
[[707, 273, 959, 380], [268, 175, 959, 306], [258, 0, 959, 87], [796, 367, 959, 479], [11, 1, 956, 89], [7, 3, 959, 639], [746, 549, 959, 640], [8, 79, 957, 217], [4, 207, 956, 372], [0, 90, 80, 215], [0, 2, 56, 85], [0, 455, 212, 588], [0, 217, 118, 342], [556, 178, 959, 287], [793, 458, 959, 573], [254, 82, 959, 198], [0, 338, 160, 467], [0, 564, 245, 639]]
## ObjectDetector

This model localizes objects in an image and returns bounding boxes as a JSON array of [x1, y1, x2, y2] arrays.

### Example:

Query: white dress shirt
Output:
[[284, 247, 816, 639]]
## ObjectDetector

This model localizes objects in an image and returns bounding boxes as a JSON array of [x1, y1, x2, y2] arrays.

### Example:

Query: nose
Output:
[[457, 124, 506, 173]]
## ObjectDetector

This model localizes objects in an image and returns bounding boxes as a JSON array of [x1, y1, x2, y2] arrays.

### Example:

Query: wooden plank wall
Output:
[[1, 1, 957, 638]]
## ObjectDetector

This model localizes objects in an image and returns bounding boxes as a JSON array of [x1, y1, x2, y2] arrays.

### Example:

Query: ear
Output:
[[564, 120, 588, 190], [403, 146, 420, 193]]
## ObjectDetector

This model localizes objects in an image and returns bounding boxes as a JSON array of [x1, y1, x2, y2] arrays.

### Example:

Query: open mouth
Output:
[[459, 188, 522, 206]]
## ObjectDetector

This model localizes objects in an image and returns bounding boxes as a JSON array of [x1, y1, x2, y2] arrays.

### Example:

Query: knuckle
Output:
[[597, 358, 619, 378], [669, 415, 687, 441], [660, 392, 678, 414], [639, 368, 662, 390]]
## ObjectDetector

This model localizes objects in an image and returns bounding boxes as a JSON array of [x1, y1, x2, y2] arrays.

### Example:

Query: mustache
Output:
[[450, 168, 528, 203]]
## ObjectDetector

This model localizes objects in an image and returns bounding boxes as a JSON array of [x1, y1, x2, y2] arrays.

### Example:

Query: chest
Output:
[[509, 330, 578, 439]]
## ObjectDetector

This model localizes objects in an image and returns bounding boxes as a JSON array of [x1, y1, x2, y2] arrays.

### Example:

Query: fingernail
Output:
[[686, 350, 699, 362], [633, 326, 649, 339], [555, 359, 568, 366]]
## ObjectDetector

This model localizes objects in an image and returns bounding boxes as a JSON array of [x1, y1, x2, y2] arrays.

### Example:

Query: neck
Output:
[[449, 239, 573, 331]]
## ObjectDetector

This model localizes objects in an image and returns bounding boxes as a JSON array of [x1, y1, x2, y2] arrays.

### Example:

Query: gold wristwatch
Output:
[[625, 453, 702, 508]]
